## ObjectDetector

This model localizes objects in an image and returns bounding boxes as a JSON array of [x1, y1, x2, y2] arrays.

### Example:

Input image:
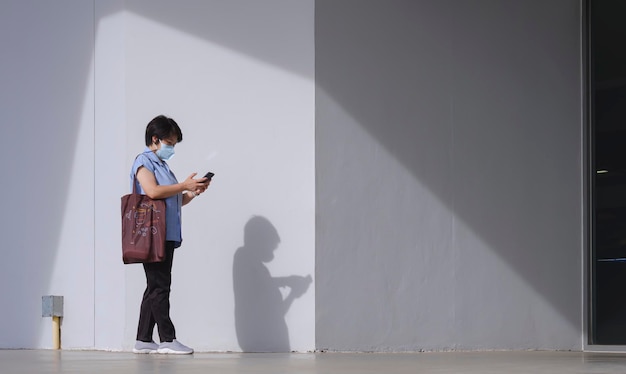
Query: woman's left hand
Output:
[[195, 179, 210, 195]]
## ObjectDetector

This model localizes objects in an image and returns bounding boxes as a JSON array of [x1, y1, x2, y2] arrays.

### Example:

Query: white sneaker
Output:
[[133, 340, 158, 354], [157, 339, 194, 354]]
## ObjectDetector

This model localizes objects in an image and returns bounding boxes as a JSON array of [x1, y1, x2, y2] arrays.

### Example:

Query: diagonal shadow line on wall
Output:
[[84, 0, 578, 349], [103, 0, 314, 80], [314, 0, 582, 343], [100, 0, 582, 335]]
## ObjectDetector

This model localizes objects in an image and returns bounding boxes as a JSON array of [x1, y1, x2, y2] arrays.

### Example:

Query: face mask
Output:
[[156, 142, 175, 161]]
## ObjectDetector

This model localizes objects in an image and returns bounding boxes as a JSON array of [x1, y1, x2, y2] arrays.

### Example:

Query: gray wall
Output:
[[1, 0, 96, 348], [316, 0, 582, 351]]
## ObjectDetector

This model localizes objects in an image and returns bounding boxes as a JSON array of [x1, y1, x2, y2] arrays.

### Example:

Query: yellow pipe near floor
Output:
[[52, 316, 61, 350]]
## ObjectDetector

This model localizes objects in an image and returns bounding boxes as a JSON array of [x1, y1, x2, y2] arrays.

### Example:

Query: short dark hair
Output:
[[144, 115, 183, 146]]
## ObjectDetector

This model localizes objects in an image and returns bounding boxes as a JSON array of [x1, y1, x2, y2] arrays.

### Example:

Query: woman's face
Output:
[[152, 134, 179, 161]]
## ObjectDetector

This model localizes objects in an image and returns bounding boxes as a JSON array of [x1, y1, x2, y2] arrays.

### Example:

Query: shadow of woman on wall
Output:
[[233, 216, 312, 352]]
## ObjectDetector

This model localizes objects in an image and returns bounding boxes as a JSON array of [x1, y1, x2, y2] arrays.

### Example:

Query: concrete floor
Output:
[[2, 350, 626, 374]]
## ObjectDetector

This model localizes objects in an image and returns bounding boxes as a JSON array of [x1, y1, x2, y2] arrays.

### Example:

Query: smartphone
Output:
[[203, 172, 215, 181]]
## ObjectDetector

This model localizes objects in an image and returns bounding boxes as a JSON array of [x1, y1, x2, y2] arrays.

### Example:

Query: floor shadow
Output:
[[233, 216, 312, 352]]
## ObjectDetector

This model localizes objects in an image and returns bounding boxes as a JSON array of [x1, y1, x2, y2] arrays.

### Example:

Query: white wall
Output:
[[316, 0, 583, 351], [119, 0, 315, 352], [1, 0, 315, 352]]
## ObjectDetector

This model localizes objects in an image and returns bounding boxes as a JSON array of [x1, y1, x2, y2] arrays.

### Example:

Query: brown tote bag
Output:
[[121, 174, 166, 264]]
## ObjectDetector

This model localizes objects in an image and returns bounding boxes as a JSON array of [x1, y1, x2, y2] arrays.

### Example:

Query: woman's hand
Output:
[[181, 173, 211, 205], [196, 177, 211, 195], [182, 173, 210, 194]]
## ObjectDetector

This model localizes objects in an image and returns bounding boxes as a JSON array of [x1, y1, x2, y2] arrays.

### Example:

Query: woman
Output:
[[130, 115, 209, 355]]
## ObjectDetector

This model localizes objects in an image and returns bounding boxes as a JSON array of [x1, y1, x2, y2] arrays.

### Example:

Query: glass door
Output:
[[589, 0, 626, 345]]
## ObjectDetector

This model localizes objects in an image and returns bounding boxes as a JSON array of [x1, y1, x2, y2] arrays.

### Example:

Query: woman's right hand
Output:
[[183, 173, 209, 194]]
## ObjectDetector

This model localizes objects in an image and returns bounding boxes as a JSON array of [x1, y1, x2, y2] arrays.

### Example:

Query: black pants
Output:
[[136, 241, 176, 343]]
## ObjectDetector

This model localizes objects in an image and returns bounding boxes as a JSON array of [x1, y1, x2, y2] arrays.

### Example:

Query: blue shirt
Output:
[[130, 148, 182, 247]]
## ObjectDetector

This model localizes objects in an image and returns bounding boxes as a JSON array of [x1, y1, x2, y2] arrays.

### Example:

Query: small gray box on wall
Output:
[[42, 295, 63, 317]]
